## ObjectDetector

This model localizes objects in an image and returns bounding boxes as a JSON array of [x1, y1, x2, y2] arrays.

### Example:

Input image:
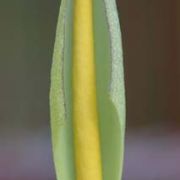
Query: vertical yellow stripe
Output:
[[72, 0, 102, 180]]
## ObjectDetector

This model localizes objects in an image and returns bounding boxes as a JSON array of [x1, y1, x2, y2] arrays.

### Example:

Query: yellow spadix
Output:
[[72, 0, 102, 180]]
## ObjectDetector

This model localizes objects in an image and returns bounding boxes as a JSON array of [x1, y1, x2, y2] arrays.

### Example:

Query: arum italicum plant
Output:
[[50, 0, 125, 179]]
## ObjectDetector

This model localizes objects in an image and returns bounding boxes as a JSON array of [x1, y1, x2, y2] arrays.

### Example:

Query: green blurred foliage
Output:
[[0, 0, 60, 134]]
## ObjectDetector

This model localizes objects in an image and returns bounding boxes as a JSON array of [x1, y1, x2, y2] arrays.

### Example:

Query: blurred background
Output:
[[0, 0, 179, 179]]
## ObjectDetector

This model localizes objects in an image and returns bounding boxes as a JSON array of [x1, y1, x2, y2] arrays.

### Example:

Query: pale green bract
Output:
[[50, 0, 75, 179], [50, 0, 126, 180], [105, 0, 126, 178]]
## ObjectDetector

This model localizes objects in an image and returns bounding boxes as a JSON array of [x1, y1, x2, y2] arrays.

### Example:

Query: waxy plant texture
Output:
[[50, 0, 125, 180]]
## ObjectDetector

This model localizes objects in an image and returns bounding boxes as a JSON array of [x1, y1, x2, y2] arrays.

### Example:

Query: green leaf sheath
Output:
[[50, 0, 76, 179], [105, 0, 126, 178], [94, 0, 125, 180]]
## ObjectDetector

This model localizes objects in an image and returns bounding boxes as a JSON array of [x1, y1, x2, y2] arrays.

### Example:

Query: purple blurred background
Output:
[[0, 0, 179, 179]]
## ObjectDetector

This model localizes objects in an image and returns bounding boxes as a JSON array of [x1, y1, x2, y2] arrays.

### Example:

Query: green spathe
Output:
[[50, 0, 125, 179]]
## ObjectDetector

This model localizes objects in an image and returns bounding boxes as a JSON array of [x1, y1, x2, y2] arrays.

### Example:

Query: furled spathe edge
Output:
[[104, 0, 126, 179]]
